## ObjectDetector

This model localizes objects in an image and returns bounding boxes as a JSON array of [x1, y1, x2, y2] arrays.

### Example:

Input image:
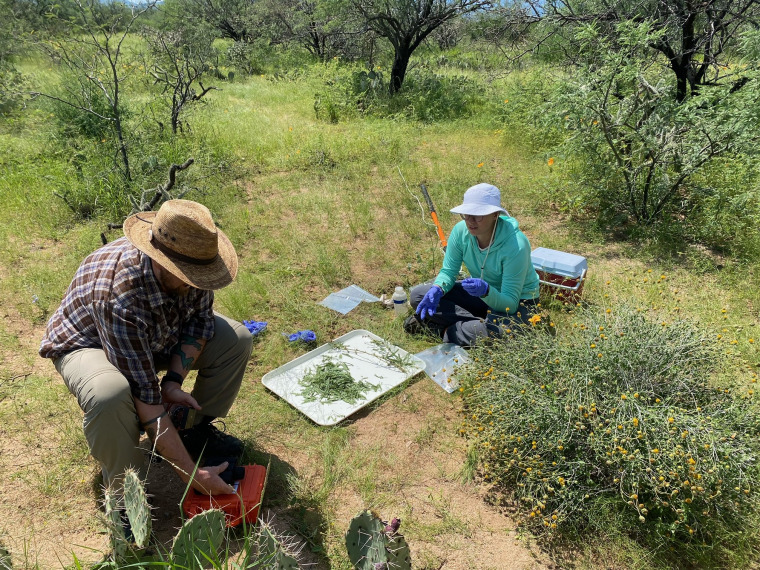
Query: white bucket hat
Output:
[[449, 183, 509, 217]]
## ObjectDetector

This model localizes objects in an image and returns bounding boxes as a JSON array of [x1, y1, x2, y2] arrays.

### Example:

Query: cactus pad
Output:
[[345, 511, 411, 570], [122, 469, 151, 548], [103, 487, 127, 561], [172, 509, 226, 570], [255, 520, 300, 569]]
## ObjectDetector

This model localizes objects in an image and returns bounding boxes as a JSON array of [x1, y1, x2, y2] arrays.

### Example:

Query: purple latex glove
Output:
[[462, 277, 489, 297], [416, 285, 444, 319]]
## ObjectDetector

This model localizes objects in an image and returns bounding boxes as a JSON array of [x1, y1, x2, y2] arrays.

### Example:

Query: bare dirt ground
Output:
[[0, 299, 551, 569]]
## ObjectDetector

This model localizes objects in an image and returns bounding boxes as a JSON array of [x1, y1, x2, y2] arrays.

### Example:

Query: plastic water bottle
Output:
[[392, 286, 408, 317]]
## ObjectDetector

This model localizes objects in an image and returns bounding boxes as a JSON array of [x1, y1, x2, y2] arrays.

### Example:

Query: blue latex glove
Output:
[[287, 330, 316, 343], [242, 320, 267, 336], [462, 277, 489, 297], [416, 285, 444, 319]]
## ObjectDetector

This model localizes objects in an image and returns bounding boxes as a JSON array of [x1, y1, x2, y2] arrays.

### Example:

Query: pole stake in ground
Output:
[[420, 183, 447, 251]]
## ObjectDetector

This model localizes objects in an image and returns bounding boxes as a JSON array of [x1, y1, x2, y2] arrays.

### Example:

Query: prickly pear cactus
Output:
[[345, 511, 411, 570], [255, 520, 300, 569], [346, 511, 387, 568], [123, 469, 151, 548], [381, 517, 410, 570], [0, 537, 11, 569], [171, 509, 226, 570], [103, 486, 127, 562]]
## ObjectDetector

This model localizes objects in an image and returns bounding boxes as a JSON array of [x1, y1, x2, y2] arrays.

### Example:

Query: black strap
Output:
[[141, 410, 168, 429]]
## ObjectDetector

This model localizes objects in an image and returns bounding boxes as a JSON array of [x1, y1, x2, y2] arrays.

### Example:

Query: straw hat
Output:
[[449, 183, 509, 217], [123, 200, 238, 290]]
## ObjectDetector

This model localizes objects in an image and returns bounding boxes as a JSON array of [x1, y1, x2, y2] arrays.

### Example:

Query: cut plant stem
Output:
[[299, 358, 380, 404]]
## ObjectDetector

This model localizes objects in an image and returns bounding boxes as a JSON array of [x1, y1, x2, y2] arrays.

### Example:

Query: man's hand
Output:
[[135, 398, 235, 495], [161, 381, 200, 410], [192, 462, 235, 496]]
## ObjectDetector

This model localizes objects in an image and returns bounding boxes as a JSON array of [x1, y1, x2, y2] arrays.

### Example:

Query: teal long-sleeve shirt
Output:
[[433, 216, 540, 314]]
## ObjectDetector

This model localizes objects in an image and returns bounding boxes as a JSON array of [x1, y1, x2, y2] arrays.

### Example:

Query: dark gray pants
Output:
[[409, 282, 536, 347]]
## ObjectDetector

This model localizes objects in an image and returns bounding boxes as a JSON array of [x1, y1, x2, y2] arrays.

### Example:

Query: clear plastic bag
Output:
[[415, 343, 470, 393]]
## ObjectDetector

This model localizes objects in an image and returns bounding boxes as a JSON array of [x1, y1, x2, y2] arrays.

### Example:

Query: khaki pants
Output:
[[55, 313, 252, 487]]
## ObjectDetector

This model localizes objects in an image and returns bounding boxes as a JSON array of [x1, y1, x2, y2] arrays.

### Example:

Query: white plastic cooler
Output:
[[531, 247, 588, 304]]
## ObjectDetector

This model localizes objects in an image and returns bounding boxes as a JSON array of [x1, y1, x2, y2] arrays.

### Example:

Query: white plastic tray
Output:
[[261, 330, 425, 426]]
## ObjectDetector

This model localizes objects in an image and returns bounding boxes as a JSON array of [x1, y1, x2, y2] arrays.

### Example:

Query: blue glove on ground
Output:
[[242, 320, 268, 336], [416, 285, 444, 319], [462, 277, 489, 297], [287, 330, 316, 343]]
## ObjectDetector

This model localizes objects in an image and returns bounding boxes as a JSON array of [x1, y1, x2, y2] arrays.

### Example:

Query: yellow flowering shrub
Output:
[[458, 305, 760, 564]]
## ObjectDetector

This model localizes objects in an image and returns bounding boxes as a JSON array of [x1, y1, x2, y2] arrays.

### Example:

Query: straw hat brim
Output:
[[123, 211, 238, 291]]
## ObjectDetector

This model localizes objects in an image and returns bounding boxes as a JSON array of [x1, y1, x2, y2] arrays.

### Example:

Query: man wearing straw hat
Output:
[[405, 183, 540, 346], [40, 200, 252, 496]]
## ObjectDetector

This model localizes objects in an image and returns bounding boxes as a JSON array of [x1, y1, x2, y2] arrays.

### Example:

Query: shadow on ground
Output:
[[86, 438, 330, 568]]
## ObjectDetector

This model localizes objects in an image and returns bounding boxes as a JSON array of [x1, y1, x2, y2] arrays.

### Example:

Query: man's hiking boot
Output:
[[180, 421, 244, 461]]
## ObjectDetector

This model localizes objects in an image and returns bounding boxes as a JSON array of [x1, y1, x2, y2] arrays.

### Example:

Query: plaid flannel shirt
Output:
[[39, 237, 215, 404]]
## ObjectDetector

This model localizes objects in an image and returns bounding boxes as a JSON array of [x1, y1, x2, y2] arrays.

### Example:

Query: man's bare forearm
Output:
[[134, 399, 197, 480], [133, 397, 234, 495]]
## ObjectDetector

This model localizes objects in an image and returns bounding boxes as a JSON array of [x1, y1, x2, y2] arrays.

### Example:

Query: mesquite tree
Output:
[[142, 28, 218, 134], [254, 0, 364, 60], [352, 0, 492, 94], [517, 0, 760, 102], [554, 22, 760, 225], [32, 0, 157, 182], [161, 0, 256, 43]]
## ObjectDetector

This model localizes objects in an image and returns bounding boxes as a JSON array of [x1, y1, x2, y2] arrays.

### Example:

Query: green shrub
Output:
[[459, 304, 760, 565], [388, 69, 485, 122], [225, 40, 261, 76], [52, 83, 123, 140], [0, 63, 23, 115], [489, 66, 566, 151], [681, 156, 760, 260], [544, 22, 760, 230], [313, 62, 485, 123]]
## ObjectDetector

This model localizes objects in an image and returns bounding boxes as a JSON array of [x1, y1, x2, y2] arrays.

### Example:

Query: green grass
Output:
[[0, 49, 759, 570]]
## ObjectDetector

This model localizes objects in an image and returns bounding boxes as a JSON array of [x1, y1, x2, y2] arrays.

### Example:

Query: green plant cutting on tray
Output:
[[298, 358, 380, 404]]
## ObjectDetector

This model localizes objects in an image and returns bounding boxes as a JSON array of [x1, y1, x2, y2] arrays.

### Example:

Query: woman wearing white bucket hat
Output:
[[405, 183, 540, 346]]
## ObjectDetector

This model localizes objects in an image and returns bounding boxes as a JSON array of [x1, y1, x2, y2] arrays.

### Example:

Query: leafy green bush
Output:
[[0, 63, 23, 115], [52, 83, 123, 140], [681, 156, 760, 260], [459, 304, 760, 565], [545, 22, 760, 230], [388, 69, 485, 122], [225, 40, 261, 76], [490, 66, 565, 151], [313, 62, 485, 123]]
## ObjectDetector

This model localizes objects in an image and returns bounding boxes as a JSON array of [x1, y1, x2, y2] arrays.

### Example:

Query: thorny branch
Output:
[[101, 158, 195, 243]]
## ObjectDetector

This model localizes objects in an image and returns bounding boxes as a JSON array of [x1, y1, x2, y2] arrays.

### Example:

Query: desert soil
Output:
[[0, 297, 551, 570]]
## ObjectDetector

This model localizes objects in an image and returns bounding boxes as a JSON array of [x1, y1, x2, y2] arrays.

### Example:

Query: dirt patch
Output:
[[337, 382, 548, 569], [0, 237, 548, 570]]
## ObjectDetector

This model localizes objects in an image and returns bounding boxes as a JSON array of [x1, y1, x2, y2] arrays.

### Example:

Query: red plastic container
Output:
[[531, 248, 588, 304], [182, 464, 267, 527]]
